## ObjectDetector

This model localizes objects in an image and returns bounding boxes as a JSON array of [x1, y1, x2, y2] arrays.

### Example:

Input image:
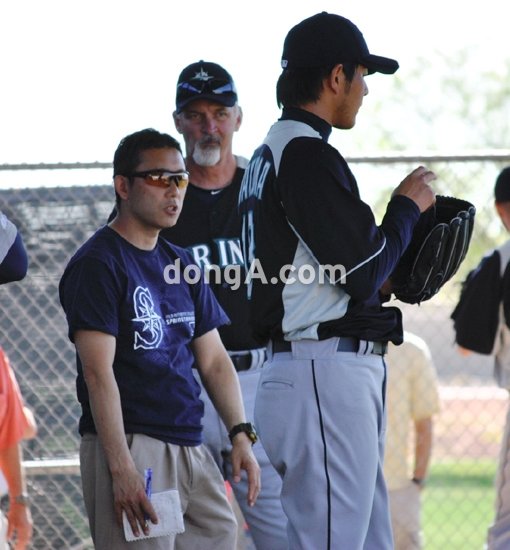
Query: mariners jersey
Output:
[[163, 160, 261, 351], [238, 107, 420, 344], [59, 226, 228, 445]]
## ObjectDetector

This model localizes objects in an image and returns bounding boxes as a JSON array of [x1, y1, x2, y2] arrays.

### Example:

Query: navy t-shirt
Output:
[[59, 226, 229, 446]]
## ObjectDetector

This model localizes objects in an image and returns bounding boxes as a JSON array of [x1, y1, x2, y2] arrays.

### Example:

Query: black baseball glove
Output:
[[389, 195, 476, 304]]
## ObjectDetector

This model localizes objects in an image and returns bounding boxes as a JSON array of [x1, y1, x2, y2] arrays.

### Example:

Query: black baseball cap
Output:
[[281, 12, 399, 75], [495, 167, 510, 203], [175, 60, 238, 113]]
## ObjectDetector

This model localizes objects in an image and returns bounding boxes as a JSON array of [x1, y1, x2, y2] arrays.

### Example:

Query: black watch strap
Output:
[[228, 422, 258, 445]]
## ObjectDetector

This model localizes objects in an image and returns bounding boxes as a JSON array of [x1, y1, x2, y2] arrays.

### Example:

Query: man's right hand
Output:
[[392, 165, 437, 213], [112, 466, 158, 538]]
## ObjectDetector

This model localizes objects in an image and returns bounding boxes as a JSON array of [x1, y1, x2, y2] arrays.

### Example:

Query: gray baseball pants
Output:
[[197, 365, 288, 550], [254, 338, 393, 550]]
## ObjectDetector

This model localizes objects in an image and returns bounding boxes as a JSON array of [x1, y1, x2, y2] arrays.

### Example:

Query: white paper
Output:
[[123, 489, 184, 542]]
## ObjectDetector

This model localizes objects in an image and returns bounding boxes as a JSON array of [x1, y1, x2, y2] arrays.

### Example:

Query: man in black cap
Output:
[[452, 166, 510, 550], [164, 61, 288, 550], [238, 12, 436, 549]]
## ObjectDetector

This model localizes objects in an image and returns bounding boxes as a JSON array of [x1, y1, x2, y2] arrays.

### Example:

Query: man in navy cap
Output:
[[239, 12, 436, 549], [164, 61, 288, 549]]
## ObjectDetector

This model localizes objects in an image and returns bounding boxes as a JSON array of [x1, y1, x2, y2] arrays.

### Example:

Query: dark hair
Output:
[[113, 128, 182, 178], [276, 63, 357, 109], [112, 128, 182, 208], [495, 166, 510, 204]]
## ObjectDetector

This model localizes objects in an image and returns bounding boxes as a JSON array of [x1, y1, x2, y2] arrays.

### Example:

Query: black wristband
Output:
[[228, 422, 258, 445]]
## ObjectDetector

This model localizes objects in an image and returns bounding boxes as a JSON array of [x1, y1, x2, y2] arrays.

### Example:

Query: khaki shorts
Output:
[[80, 433, 237, 550], [388, 482, 422, 550]]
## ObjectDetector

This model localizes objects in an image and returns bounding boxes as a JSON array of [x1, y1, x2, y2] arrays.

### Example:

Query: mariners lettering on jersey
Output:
[[189, 238, 244, 269], [132, 286, 163, 350], [238, 156, 270, 203]]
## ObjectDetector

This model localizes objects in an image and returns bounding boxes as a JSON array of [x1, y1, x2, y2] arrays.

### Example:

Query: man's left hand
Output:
[[231, 436, 261, 507]]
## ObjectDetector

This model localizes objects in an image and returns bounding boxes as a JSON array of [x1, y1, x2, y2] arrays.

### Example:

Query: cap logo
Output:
[[191, 68, 215, 82], [176, 61, 238, 111]]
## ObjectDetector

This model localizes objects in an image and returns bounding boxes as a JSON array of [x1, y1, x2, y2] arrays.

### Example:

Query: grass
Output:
[[423, 459, 497, 550]]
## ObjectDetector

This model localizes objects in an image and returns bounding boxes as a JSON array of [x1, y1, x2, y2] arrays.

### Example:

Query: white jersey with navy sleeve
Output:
[[238, 107, 420, 344]]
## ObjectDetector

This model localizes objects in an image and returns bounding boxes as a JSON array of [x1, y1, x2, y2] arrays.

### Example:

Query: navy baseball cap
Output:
[[281, 12, 399, 75], [495, 167, 510, 203], [175, 61, 238, 113]]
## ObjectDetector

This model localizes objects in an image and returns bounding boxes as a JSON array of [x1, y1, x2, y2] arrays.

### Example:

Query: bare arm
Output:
[[74, 330, 157, 537], [413, 417, 433, 487], [21, 407, 37, 441], [192, 329, 260, 506], [0, 443, 32, 549]]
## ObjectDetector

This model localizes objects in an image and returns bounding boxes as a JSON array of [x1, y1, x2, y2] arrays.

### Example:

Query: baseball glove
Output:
[[390, 195, 476, 304]]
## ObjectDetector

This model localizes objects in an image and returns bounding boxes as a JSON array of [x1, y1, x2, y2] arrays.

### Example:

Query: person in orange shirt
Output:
[[0, 348, 37, 550], [0, 209, 35, 549]]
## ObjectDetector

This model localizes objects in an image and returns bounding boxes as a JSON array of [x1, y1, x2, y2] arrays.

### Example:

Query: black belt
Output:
[[272, 337, 387, 356], [230, 354, 253, 372]]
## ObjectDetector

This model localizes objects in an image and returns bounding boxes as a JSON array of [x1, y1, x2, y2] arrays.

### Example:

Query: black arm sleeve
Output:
[[451, 251, 502, 354]]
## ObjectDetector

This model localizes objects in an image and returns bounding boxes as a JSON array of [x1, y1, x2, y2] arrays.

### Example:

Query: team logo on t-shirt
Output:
[[132, 286, 163, 350]]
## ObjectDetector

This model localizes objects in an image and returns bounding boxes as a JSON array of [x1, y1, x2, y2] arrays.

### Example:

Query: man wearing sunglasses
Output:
[[60, 128, 260, 549], [164, 61, 287, 549]]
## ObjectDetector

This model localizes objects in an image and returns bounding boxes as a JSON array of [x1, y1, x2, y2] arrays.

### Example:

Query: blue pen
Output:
[[144, 467, 152, 521]]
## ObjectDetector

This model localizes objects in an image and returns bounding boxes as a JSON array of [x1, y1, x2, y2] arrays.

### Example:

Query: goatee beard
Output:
[[193, 143, 221, 167]]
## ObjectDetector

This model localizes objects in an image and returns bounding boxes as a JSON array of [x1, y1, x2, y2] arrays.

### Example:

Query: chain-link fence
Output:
[[1, 153, 509, 549]]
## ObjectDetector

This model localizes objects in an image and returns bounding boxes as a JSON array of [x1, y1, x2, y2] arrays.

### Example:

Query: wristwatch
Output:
[[228, 422, 258, 445], [12, 493, 30, 506]]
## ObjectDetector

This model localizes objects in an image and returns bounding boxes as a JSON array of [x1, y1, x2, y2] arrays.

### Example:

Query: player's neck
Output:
[[109, 215, 159, 251], [186, 154, 237, 191]]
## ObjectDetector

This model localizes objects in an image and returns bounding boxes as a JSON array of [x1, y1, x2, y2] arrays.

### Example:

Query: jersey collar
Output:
[[280, 107, 332, 141]]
